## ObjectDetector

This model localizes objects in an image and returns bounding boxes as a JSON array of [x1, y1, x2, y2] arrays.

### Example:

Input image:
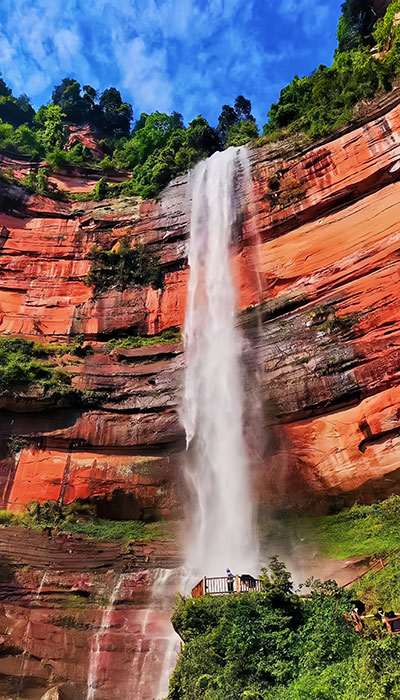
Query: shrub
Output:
[[374, 0, 400, 50], [0, 336, 95, 402], [22, 167, 49, 195], [0, 510, 16, 524], [19, 499, 163, 542], [85, 237, 162, 295], [106, 328, 180, 351]]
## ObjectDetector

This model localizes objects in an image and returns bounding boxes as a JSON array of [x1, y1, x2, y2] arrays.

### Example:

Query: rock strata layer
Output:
[[1, 96, 400, 512]]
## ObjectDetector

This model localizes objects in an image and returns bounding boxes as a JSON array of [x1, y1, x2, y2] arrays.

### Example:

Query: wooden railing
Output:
[[191, 575, 261, 598], [341, 546, 400, 589]]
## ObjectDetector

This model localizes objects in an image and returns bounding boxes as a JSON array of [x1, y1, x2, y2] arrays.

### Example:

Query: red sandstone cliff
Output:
[[1, 92, 400, 514], [1, 86, 400, 700]]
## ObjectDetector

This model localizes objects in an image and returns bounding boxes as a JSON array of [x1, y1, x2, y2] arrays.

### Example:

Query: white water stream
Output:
[[86, 573, 124, 700], [17, 571, 47, 695], [182, 145, 258, 580]]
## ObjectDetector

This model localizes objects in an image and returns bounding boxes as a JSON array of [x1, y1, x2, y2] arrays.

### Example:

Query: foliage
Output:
[[169, 551, 400, 700], [217, 95, 258, 147], [336, 0, 378, 53], [169, 572, 362, 700], [22, 167, 49, 194], [112, 112, 219, 198], [374, 0, 400, 50], [289, 496, 400, 560], [0, 121, 44, 160], [85, 237, 162, 294], [260, 556, 294, 594], [0, 499, 164, 542], [35, 104, 66, 151], [264, 1, 400, 140], [0, 92, 34, 128], [51, 78, 133, 137], [357, 550, 400, 613], [0, 336, 95, 402], [106, 328, 180, 351], [226, 120, 259, 147], [0, 510, 15, 524]]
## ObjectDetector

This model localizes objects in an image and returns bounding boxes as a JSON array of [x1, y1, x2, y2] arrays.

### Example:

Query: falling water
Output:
[[152, 569, 181, 700], [86, 573, 124, 700], [17, 571, 47, 696], [182, 146, 258, 581]]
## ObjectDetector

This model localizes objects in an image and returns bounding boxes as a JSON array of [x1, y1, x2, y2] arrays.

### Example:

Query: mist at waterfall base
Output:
[[181, 146, 259, 583]]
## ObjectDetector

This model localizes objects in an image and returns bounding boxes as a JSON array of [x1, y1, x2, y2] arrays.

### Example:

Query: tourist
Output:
[[226, 568, 234, 593]]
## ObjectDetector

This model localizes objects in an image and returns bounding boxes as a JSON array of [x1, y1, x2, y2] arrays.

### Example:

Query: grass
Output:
[[0, 501, 167, 543], [106, 328, 181, 351], [292, 497, 400, 559], [55, 517, 165, 542], [0, 336, 109, 408], [356, 551, 400, 612]]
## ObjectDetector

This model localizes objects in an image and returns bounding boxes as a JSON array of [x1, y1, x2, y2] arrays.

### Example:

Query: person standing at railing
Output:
[[226, 568, 234, 592]]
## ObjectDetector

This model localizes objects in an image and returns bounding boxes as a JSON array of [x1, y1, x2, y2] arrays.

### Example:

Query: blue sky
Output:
[[0, 0, 343, 128]]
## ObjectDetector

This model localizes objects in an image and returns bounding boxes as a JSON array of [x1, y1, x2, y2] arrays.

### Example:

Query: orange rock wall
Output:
[[1, 99, 400, 511]]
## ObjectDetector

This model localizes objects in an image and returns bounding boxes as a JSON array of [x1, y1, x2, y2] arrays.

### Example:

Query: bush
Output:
[[0, 336, 94, 402], [374, 0, 400, 50], [19, 499, 163, 542], [0, 510, 16, 524], [85, 237, 162, 295], [169, 578, 357, 700], [106, 328, 180, 351]]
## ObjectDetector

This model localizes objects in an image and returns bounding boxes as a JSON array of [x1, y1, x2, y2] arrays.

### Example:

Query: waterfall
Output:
[[86, 573, 124, 700], [152, 569, 181, 700], [182, 146, 258, 581], [17, 571, 47, 695]]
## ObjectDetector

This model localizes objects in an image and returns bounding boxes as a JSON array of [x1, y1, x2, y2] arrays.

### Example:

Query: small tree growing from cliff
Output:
[[85, 237, 162, 295]]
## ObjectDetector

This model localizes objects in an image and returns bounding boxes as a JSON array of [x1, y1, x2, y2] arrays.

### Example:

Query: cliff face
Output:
[[0, 527, 180, 699], [1, 94, 400, 515], [1, 89, 400, 700]]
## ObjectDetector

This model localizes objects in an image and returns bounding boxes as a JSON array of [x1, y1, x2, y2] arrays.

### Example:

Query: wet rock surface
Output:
[[0, 527, 180, 700]]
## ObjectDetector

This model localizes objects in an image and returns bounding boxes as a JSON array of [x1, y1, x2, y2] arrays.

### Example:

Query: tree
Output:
[[99, 87, 133, 137], [186, 116, 220, 155], [234, 95, 255, 122], [0, 76, 11, 98], [260, 555, 293, 594], [35, 104, 66, 151], [337, 0, 378, 53], [217, 96, 256, 147], [217, 104, 238, 146], [226, 119, 259, 147]]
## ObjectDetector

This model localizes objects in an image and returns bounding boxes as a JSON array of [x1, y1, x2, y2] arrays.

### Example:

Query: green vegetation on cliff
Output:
[[85, 237, 162, 294], [0, 499, 166, 542], [106, 328, 181, 351], [169, 556, 400, 700], [1, 2, 400, 196], [263, 0, 400, 140], [293, 496, 400, 560], [0, 336, 108, 406]]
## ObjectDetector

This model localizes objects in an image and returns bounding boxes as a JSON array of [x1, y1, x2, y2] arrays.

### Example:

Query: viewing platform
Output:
[[191, 575, 262, 598]]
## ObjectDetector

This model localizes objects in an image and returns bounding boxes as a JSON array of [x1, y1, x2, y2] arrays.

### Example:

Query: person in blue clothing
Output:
[[226, 568, 234, 593]]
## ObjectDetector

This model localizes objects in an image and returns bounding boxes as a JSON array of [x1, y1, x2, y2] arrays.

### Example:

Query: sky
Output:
[[0, 0, 344, 128]]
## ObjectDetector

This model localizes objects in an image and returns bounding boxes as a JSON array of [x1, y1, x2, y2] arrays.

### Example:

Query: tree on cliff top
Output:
[[51, 77, 133, 137], [217, 95, 258, 147], [0, 75, 35, 129], [337, 0, 379, 52]]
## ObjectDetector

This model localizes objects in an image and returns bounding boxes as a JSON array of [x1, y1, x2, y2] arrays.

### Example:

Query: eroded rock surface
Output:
[[1, 96, 400, 512]]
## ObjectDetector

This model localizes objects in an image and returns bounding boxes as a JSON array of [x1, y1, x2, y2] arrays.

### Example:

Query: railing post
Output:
[[235, 575, 240, 594]]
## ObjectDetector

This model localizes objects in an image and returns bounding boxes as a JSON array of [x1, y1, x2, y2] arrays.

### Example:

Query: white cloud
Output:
[[0, 0, 338, 126]]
